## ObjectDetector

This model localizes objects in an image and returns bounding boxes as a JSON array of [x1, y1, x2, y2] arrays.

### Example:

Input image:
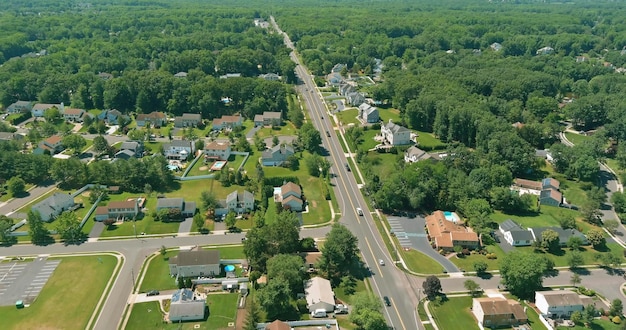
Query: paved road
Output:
[[272, 15, 422, 329], [0, 180, 57, 218]]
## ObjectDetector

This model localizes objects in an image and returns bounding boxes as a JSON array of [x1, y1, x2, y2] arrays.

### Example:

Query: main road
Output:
[[271, 16, 423, 329]]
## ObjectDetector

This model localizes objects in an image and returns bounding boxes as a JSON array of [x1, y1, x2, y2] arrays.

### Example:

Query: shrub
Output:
[[486, 253, 497, 259], [613, 316, 622, 324]]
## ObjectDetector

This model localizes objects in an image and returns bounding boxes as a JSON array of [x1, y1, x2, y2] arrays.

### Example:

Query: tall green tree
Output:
[[266, 254, 305, 295], [55, 211, 86, 244], [499, 250, 548, 299], [7, 176, 26, 196], [0, 215, 17, 246], [257, 278, 292, 320], [318, 223, 360, 285], [423, 275, 442, 300], [28, 210, 52, 245], [349, 293, 387, 330]]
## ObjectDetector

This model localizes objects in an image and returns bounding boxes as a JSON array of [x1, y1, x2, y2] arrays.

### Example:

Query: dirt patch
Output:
[[311, 201, 317, 208], [199, 166, 208, 171], [81, 191, 91, 197]]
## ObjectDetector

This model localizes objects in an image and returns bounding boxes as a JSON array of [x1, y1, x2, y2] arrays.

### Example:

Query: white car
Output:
[[379, 259, 385, 266], [356, 207, 364, 216]]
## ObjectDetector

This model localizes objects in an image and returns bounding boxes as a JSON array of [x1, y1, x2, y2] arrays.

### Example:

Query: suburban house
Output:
[[259, 73, 281, 81], [204, 141, 231, 161], [94, 199, 140, 221], [261, 144, 295, 166], [327, 72, 342, 86], [156, 197, 196, 217], [135, 111, 167, 127], [168, 288, 206, 322], [381, 120, 411, 146], [31, 193, 75, 222], [163, 140, 195, 160], [276, 181, 304, 212], [265, 320, 291, 330], [211, 115, 242, 131], [425, 210, 480, 251], [358, 103, 380, 124], [253, 111, 282, 127], [253, 18, 270, 28], [219, 73, 242, 79], [540, 188, 563, 206], [472, 297, 528, 328], [536, 46, 554, 55], [6, 101, 32, 114], [174, 113, 202, 128], [215, 190, 255, 216], [62, 108, 85, 122], [304, 276, 335, 313], [31, 103, 61, 117], [34, 134, 64, 155], [404, 146, 439, 163], [535, 290, 584, 319], [513, 177, 562, 206], [498, 220, 534, 247], [346, 91, 365, 106], [97, 109, 127, 125], [168, 249, 220, 277], [529, 227, 588, 246], [115, 141, 144, 159]]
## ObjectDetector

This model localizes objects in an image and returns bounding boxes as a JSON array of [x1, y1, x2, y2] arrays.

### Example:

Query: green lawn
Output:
[[429, 296, 479, 330], [334, 279, 367, 305], [416, 131, 447, 150], [0, 255, 117, 330], [448, 244, 507, 271], [522, 301, 549, 330], [0, 183, 35, 202], [98, 196, 181, 237], [378, 108, 402, 124], [516, 242, 623, 268], [187, 154, 247, 177], [491, 205, 579, 228], [564, 132, 591, 146], [255, 122, 297, 138], [358, 129, 380, 151], [264, 198, 278, 225], [557, 319, 620, 330], [336, 109, 360, 126], [400, 249, 445, 274]]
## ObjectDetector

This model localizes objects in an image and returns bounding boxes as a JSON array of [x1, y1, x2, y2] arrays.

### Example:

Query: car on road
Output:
[[146, 290, 159, 296], [356, 207, 363, 216], [383, 296, 391, 306], [326, 131, 331, 137], [345, 163, 351, 171], [379, 259, 385, 266]]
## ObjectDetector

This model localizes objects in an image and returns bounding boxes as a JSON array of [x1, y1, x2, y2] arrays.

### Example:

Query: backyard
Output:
[[185, 154, 247, 177], [0, 255, 117, 330], [98, 195, 181, 237], [428, 296, 479, 330], [255, 121, 297, 138]]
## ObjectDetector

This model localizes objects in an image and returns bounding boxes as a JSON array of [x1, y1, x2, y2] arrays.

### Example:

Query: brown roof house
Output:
[[254, 111, 282, 127], [211, 115, 242, 131], [204, 141, 231, 161], [135, 111, 167, 127], [275, 181, 303, 212], [265, 320, 291, 330], [425, 211, 480, 251], [34, 134, 64, 155], [169, 249, 220, 277], [94, 199, 140, 222], [174, 113, 202, 128], [513, 177, 562, 206], [472, 297, 528, 328]]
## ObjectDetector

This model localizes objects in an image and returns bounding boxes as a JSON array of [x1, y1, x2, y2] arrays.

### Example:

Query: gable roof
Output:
[[281, 182, 301, 196], [45, 135, 63, 145], [265, 320, 291, 330], [499, 219, 522, 232], [536, 290, 583, 307], [531, 227, 586, 243], [384, 120, 409, 133], [136, 111, 166, 121], [514, 178, 543, 191], [156, 197, 184, 209], [540, 188, 562, 202], [542, 178, 560, 189], [509, 230, 534, 242], [205, 141, 230, 151], [120, 141, 140, 151], [181, 113, 201, 120], [304, 276, 334, 306], [32, 103, 60, 111], [425, 210, 479, 248], [170, 250, 220, 266], [63, 108, 84, 116], [475, 297, 527, 320], [169, 140, 193, 148], [107, 200, 137, 209], [358, 103, 378, 115]]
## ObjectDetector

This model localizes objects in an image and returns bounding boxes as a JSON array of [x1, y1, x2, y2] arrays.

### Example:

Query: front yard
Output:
[[428, 296, 479, 330]]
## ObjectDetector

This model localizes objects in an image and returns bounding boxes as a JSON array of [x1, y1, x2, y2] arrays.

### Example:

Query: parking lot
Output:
[[0, 257, 60, 306]]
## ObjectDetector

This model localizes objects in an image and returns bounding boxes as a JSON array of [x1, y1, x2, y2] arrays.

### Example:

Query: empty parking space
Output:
[[0, 257, 60, 306]]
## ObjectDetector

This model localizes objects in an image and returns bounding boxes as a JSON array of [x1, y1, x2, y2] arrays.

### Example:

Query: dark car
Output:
[[326, 131, 331, 137], [383, 296, 391, 307], [146, 290, 160, 296], [345, 163, 351, 171]]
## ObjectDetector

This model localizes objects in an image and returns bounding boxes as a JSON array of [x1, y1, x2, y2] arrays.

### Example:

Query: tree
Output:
[[0, 215, 17, 246], [570, 273, 582, 287], [257, 278, 292, 320], [266, 254, 304, 295], [224, 211, 237, 229], [571, 311, 583, 325], [610, 299, 624, 317], [127, 129, 146, 141], [297, 123, 322, 153], [44, 107, 61, 123], [92, 135, 109, 154], [177, 277, 185, 289], [612, 192, 626, 214], [583, 304, 597, 326], [423, 275, 442, 300], [567, 236, 584, 250], [567, 250, 584, 269], [558, 213, 577, 229], [7, 176, 26, 196], [243, 297, 261, 330], [541, 229, 560, 252], [160, 245, 167, 256], [28, 210, 52, 245], [499, 250, 547, 299], [605, 219, 620, 234], [464, 279, 481, 297], [184, 278, 192, 288], [473, 261, 488, 275], [244, 210, 301, 273], [51, 157, 89, 188], [193, 213, 205, 232], [318, 223, 360, 284], [56, 211, 86, 244], [272, 135, 279, 147], [581, 199, 602, 225], [200, 191, 218, 214], [349, 293, 386, 330], [587, 228, 605, 248], [61, 134, 87, 154], [300, 237, 317, 252]]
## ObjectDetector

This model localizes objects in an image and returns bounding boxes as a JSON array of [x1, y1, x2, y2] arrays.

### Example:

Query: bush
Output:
[[296, 299, 308, 314], [613, 316, 622, 324], [486, 253, 497, 259]]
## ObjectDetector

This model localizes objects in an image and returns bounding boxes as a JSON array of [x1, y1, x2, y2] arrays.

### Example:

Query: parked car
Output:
[[383, 296, 391, 306], [146, 290, 160, 296]]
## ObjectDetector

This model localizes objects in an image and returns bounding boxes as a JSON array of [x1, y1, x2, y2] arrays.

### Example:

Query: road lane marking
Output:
[[364, 237, 382, 278], [389, 297, 407, 330]]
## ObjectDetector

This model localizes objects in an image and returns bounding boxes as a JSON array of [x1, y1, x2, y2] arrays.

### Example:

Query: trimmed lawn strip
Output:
[[564, 132, 590, 146], [336, 109, 359, 126], [400, 248, 443, 275], [372, 213, 398, 262], [556, 319, 620, 330], [255, 122, 297, 138], [334, 279, 366, 305], [448, 244, 506, 271], [347, 158, 362, 184], [378, 108, 402, 124], [522, 301, 549, 330], [125, 301, 164, 329], [416, 131, 446, 150], [428, 296, 479, 330], [0, 255, 117, 330]]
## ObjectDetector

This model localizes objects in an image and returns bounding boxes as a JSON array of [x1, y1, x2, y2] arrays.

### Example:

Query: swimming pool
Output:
[[444, 211, 460, 223], [211, 160, 227, 171]]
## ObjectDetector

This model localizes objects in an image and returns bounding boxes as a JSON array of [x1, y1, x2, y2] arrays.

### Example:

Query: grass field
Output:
[[378, 108, 402, 124], [255, 122, 297, 138], [99, 196, 181, 237], [186, 154, 247, 177], [140, 246, 245, 292], [429, 296, 479, 330], [448, 244, 507, 271], [521, 301, 549, 330], [564, 132, 591, 146], [125, 293, 239, 330], [401, 249, 445, 274], [336, 109, 360, 126], [491, 205, 581, 228], [416, 131, 447, 150], [556, 318, 620, 330], [0, 255, 117, 330]]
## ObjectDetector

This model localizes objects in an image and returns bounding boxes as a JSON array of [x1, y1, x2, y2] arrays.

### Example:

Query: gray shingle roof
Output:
[[509, 230, 534, 242], [172, 250, 220, 266], [156, 198, 184, 209], [499, 219, 522, 232]]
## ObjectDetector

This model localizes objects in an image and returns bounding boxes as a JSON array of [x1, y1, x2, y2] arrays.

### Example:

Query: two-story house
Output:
[[163, 140, 194, 160], [204, 141, 231, 161], [472, 297, 528, 328], [358, 103, 379, 124], [211, 115, 242, 131], [115, 141, 144, 160], [34, 134, 64, 155], [97, 109, 128, 125], [425, 210, 480, 251], [31, 103, 61, 117], [169, 248, 220, 277], [215, 190, 254, 216], [261, 144, 294, 166], [253, 112, 282, 127], [156, 197, 196, 218], [135, 111, 167, 127], [381, 120, 411, 146], [94, 199, 140, 221], [498, 219, 534, 247], [277, 181, 303, 212], [535, 291, 584, 319], [174, 113, 202, 128], [62, 108, 85, 122], [404, 146, 439, 163], [6, 101, 32, 114]]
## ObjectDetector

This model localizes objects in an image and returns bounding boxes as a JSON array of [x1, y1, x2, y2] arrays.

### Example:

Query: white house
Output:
[[31, 103, 62, 117], [498, 219, 534, 246], [404, 146, 438, 163], [215, 190, 255, 216], [168, 249, 220, 277], [164, 140, 195, 160], [261, 144, 295, 166], [31, 193, 75, 222], [536, 46, 554, 55], [204, 141, 231, 161], [304, 276, 335, 313], [535, 290, 584, 319], [358, 103, 379, 124], [381, 120, 411, 146], [6, 101, 32, 114], [169, 288, 206, 322]]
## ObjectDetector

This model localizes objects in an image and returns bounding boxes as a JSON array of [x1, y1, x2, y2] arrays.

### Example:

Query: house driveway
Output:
[[332, 100, 345, 113], [245, 125, 261, 139], [89, 221, 105, 238], [178, 217, 193, 234], [386, 215, 460, 273]]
